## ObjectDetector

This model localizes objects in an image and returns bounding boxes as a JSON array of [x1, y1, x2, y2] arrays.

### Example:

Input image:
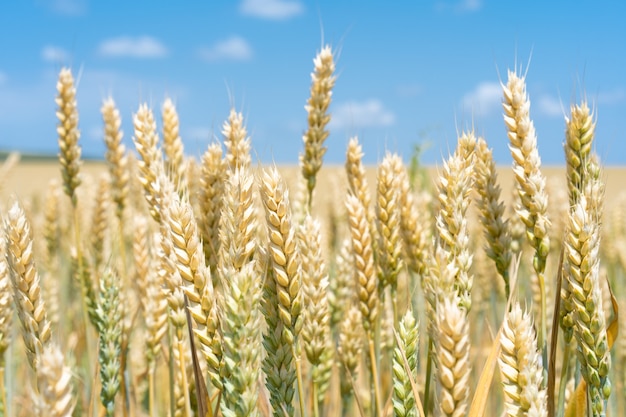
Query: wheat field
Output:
[[0, 47, 624, 417]]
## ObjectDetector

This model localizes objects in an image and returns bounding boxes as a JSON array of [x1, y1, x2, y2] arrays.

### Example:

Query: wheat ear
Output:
[[502, 70, 550, 349], [435, 131, 476, 311], [56, 67, 81, 205], [392, 309, 420, 417], [0, 236, 12, 415], [499, 303, 547, 417], [300, 45, 335, 207], [474, 136, 512, 294], [95, 268, 122, 417], [199, 143, 227, 275], [565, 195, 611, 415], [36, 344, 75, 417], [5, 201, 52, 372], [223, 109, 252, 171], [376, 152, 404, 296], [219, 262, 263, 417], [133, 104, 165, 224], [162, 97, 187, 192], [564, 101, 595, 206], [435, 295, 470, 417], [101, 97, 129, 220]]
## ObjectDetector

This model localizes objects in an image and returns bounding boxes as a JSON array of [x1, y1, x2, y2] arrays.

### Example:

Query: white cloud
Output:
[[330, 99, 395, 129], [198, 37, 253, 62], [461, 81, 502, 116], [41, 46, 71, 63], [98, 36, 168, 58], [537, 95, 563, 117], [240, 0, 304, 20], [46, 0, 86, 16]]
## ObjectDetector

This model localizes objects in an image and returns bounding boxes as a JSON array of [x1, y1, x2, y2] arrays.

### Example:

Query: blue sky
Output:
[[0, 0, 624, 165]]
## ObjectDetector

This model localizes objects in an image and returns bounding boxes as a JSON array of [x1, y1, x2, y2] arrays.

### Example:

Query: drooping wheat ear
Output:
[[0, 237, 12, 363], [161, 97, 187, 192], [5, 201, 52, 372], [397, 157, 429, 279], [329, 237, 356, 329], [499, 303, 547, 417], [101, 97, 129, 219], [337, 304, 363, 400], [393, 309, 419, 417], [43, 179, 61, 269], [345, 193, 379, 333], [435, 131, 476, 311], [200, 142, 227, 274], [300, 45, 335, 205], [259, 167, 303, 344], [219, 262, 263, 417], [565, 101, 595, 206], [223, 109, 251, 171], [95, 268, 122, 417], [502, 70, 550, 345], [474, 136, 512, 294], [218, 166, 257, 273], [56, 68, 82, 205], [133, 103, 164, 224], [435, 295, 470, 417], [297, 215, 331, 366], [376, 152, 404, 294], [262, 264, 297, 417], [36, 344, 75, 417], [564, 195, 611, 415], [90, 175, 111, 272]]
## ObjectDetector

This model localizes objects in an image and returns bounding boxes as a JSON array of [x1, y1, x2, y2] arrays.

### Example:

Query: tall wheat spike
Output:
[[101, 97, 129, 219], [434, 132, 476, 311], [300, 45, 335, 205], [162, 97, 187, 192], [392, 309, 419, 417], [56, 68, 81, 205], [200, 143, 227, 274], [502, 70, 550, 348]]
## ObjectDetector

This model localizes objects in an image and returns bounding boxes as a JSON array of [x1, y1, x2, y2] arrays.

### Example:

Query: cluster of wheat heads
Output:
[[0, 48, 623, 417]]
